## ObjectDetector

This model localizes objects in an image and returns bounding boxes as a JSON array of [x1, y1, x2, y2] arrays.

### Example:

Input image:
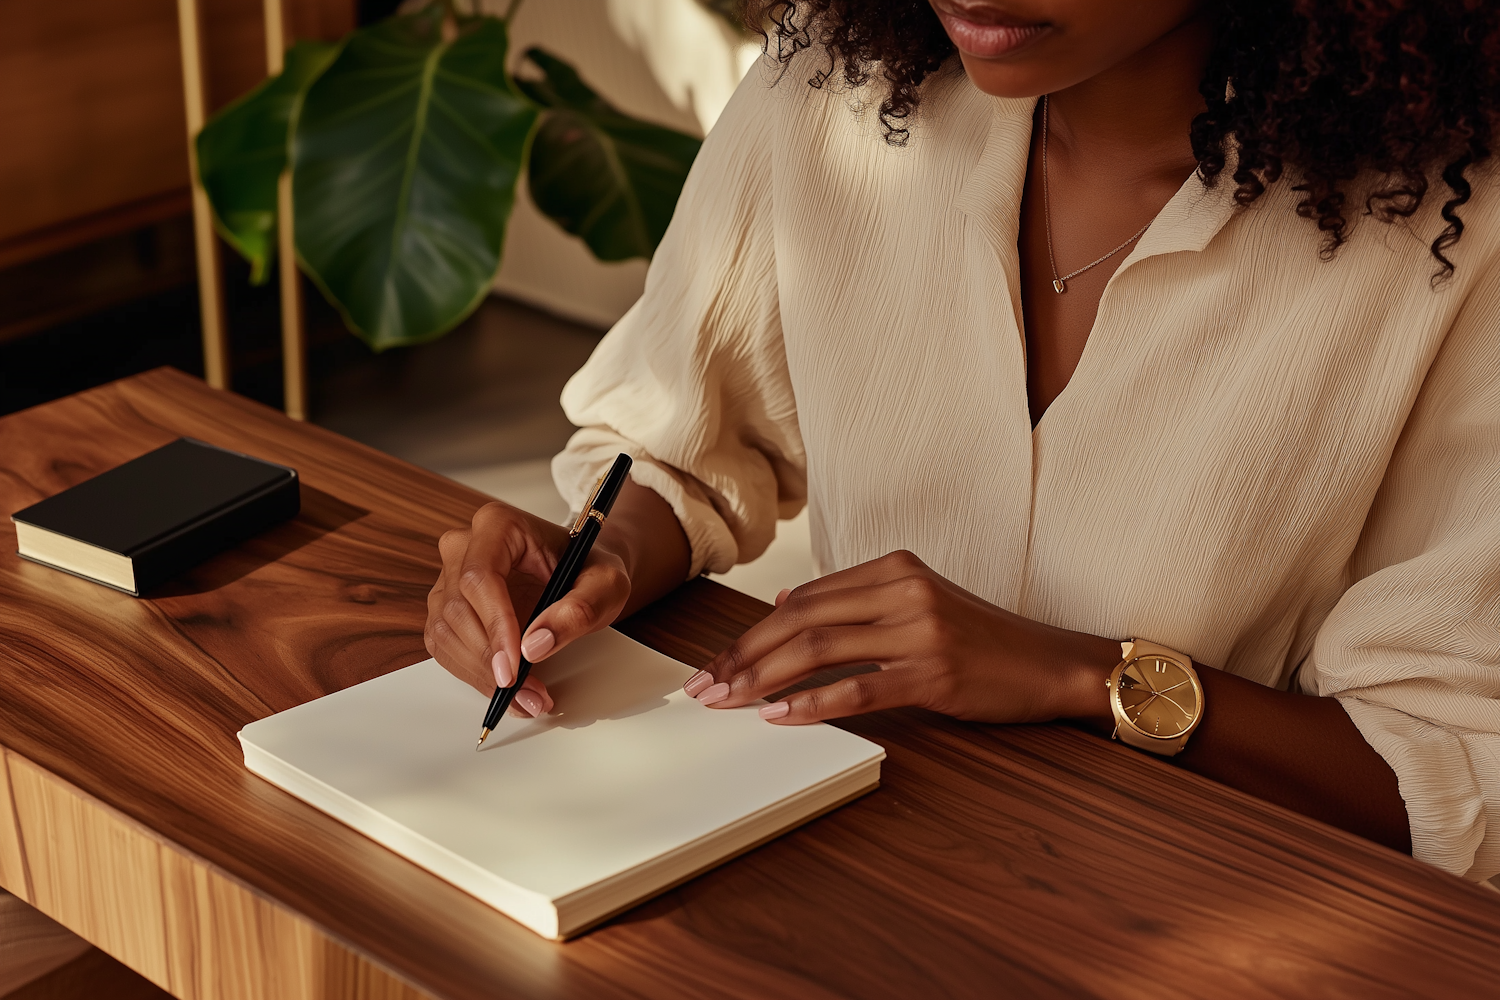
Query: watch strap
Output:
[[1120, 638, 1183, 663]]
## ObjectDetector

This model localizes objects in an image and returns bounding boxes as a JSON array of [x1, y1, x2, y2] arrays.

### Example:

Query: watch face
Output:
[[1117, 656, 1199, 739]]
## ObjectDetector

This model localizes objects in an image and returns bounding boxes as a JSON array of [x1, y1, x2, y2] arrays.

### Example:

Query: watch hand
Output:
[[1155, 691, 1193, 718], [1157, 679, 1191, 695]]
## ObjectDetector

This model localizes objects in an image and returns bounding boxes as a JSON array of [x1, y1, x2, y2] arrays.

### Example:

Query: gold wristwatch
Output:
[[1105, 639, 1204, 757]]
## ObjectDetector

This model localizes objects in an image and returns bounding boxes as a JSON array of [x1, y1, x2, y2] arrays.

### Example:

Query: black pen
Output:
[[475, 453, 633, 749]]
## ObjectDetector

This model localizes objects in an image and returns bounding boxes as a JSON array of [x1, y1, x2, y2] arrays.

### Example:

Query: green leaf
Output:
[[196, 40, 339, 284], [519, 47, 702, 262], [292, 9, 539, 351]]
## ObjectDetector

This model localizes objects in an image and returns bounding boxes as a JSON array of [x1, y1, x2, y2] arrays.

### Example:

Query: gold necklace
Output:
[[1041, 94, 1152, 294]]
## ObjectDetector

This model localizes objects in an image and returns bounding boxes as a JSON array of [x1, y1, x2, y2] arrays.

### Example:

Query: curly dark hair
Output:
[[745, 1, 1500, 278]]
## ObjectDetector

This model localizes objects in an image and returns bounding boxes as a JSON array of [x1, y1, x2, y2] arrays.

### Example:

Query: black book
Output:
[[11, 438, 299, 596]]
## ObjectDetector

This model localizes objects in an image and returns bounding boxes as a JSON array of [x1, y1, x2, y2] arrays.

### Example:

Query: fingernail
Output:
[[759, 701, 790, 720], [492, 651, 515, 688], [521, 628, 555, 662], [516, 689, 545, 717], [696, 682, 730, 706], [776, 588, 792, 606], [683, 669, 713, 697]]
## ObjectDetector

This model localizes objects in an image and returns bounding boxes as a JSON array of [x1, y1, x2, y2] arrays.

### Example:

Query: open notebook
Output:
[[239, 628, 885, 939]]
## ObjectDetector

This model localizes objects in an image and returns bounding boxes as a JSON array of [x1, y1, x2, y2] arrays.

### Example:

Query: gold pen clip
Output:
[[569, 473, 608, 536]]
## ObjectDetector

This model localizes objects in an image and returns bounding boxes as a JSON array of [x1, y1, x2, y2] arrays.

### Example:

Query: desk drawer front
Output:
[[0, 746, 428, 1000]]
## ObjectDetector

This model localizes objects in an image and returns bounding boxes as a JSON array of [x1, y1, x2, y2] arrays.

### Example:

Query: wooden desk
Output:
[[2, 368, 1498, 1000]]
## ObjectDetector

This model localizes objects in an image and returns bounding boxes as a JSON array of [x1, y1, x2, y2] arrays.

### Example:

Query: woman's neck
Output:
[[1044, 8, 1215, 180]]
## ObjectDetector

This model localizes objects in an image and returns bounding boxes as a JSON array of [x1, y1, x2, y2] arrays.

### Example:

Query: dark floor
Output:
[[0, 248, 604, 473]]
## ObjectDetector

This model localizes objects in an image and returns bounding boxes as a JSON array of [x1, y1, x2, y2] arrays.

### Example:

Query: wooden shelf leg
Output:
[[266, 0, 309, 421], [277, 175, 308, 421], [175, 0, 231, 391]]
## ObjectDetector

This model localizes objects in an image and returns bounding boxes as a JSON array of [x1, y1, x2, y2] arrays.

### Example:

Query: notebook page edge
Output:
[[238, 731, 563, 940], [552, 751, 885, 937]]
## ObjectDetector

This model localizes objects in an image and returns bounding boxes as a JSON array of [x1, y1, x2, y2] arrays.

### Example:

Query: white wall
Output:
[[488, 0, 758, 328]]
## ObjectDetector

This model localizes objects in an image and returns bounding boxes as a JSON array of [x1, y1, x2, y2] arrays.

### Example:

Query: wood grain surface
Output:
[[1, 368, 1499, 1000]]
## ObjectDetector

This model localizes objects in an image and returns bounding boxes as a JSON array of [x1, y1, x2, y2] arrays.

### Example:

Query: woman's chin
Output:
[[952, 52, 1069, 100]]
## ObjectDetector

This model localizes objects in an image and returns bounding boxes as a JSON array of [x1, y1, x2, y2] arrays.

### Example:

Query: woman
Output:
[[425, 0, 1500, 882]]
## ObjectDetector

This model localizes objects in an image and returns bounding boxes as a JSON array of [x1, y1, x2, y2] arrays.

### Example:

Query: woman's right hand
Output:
[[424, 500, 632, 717]]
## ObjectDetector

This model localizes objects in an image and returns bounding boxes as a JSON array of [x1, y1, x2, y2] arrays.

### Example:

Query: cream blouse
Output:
[[553, 59, 1500, 882]]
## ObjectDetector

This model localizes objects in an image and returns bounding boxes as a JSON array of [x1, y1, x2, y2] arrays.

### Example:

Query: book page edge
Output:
[[238, 733, 563, 940], [14, 521, 136, 592], [552, 754, 885, 939]]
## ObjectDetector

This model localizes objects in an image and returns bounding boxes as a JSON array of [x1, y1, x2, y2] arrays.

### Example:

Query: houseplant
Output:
[[195, 0, 702, 351]]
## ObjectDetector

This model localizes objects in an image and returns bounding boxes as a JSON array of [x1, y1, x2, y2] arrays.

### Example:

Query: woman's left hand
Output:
[[686, 550, 1122, 725]]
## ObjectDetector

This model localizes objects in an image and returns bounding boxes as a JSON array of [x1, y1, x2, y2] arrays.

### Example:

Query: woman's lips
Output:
[[935, 8, 1050, 58]]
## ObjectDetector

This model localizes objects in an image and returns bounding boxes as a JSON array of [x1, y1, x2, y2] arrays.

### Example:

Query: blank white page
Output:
[[240, 628, 884, 915]]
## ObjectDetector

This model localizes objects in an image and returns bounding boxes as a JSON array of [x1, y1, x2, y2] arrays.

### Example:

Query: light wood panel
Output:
[[0, 368, 1498, 999], [7, 752, 172, 988], [0, 755, 29, 902], [0, 890, 91, 996], [0, 748, 425, 1000]]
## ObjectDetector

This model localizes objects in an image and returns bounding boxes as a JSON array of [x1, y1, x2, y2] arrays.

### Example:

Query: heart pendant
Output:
[[1052, 279, 1066, 294]]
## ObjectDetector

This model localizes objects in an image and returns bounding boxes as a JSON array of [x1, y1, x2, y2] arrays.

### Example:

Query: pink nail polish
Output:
[[683, 670, 713, 697], [521, 628, 555, 661], [696, 682, 730, 706], [492, 651, 515, 688], [776, 588, 792, 606], [515, 689, 545, 717], [759, 701, 790, 720]]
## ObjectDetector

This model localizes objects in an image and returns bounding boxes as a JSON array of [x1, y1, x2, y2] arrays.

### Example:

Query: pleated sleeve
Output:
[[552, 65, 805, 578], [1307, 261, 1500, 881]]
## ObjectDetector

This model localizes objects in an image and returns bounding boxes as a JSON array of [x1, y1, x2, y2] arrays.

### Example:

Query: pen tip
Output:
[[475, 728, 490, 750]]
